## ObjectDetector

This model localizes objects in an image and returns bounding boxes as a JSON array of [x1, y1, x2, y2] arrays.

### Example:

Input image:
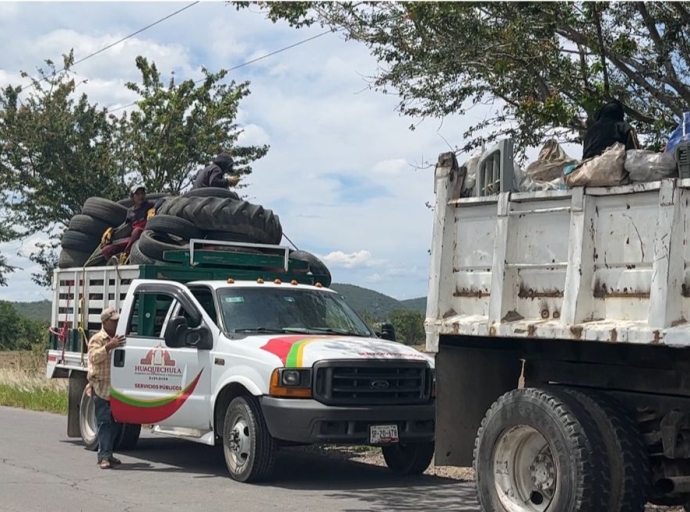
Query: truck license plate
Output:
[[369, 424, 399, 444]]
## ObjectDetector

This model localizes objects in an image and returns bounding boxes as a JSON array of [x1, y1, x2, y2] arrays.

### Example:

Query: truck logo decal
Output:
[[110, 369, 203, 424], [260, 335, 326, 367], [135, 345, 182, 376], [371, 380, 390, 390]]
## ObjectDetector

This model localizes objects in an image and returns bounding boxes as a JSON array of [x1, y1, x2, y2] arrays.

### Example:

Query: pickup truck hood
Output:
[[249, 334, 433, 368]]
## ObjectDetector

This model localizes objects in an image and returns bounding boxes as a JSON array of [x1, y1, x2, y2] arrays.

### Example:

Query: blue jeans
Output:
[[94, 394, 118, 463]]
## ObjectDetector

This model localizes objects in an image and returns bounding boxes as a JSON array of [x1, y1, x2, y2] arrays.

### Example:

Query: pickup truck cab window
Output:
[[217, 287, 373, 338]]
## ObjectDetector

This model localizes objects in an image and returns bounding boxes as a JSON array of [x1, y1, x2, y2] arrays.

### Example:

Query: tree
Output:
[[115, 56, 269, 194], [0, 51, 127, 286], [0, 220, 17, 287], [237, 1, 690, 157], [389, 309, 425, 346]]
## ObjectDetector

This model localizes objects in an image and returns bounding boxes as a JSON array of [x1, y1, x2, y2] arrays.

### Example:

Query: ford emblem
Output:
[[371, 380, 390, 390]]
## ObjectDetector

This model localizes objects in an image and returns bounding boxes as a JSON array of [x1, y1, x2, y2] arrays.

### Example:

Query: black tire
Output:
[[58, 248, 91, 268], [81, 197, 128, 225], [115, 424, 141, 451], [474, 387, 609, 512], [289, 250, 332, 286], [158, 196, 282, 245], [382, 441, 435, 475], [184, 188, 240, 200], [137, 229, 187, 261], [129, 240, 160, 265], [61, 229, 101, 253], [562, 388, 650, 512], [146, 214, 202, 240], [117, 192, 170, 208], [68, 214, 111, 238], [222, 396, 276, 482], [79, 388, 99, 451]]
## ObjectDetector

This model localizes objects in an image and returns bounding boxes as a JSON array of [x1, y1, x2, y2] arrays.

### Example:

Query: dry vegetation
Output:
[[0, 351, 67, 414]]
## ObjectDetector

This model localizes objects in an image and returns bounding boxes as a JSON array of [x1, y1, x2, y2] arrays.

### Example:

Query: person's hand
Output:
[[107, 335, 126, 351], [226, 175, 240, 187]]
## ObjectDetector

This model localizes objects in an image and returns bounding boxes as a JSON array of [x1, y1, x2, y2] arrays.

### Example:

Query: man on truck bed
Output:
[[101, 185, 154, 265], [582, 99, 640, 160], [192, 152, 240, 190], [87, 307, 126, 469]]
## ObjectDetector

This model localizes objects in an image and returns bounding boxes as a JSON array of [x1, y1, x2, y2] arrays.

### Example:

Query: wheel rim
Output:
[[493, 425, 556, 512], [80, 392, 97, 445], [224, 415, 251, 472]]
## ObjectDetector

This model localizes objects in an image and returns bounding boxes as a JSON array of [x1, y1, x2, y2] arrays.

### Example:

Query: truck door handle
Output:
[[114, 349, 125, 368]]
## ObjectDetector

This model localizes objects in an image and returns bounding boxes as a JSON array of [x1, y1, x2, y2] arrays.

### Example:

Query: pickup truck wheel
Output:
[[222, 396, 276, 483], [474, 388, 608, 512], [115, 424, 141, 451], [382, 441, 434, 475], [79, 388, 99, 451]]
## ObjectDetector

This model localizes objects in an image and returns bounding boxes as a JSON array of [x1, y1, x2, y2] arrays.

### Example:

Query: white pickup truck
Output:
[[46, 241, 435, 482], [426, 140, 690, 512]]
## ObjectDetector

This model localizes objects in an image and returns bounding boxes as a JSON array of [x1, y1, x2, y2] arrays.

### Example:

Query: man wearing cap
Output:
[[192, 152, 241, 189], [101, 185, 154, 264], [87, 307, 127, 469]]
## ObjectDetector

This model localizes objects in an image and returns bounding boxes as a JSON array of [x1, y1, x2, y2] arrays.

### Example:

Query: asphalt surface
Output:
[[0, 406, 478, 512]]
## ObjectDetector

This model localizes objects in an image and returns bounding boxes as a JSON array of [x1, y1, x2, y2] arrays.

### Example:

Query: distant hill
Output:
[[9, 285, 426, 324]]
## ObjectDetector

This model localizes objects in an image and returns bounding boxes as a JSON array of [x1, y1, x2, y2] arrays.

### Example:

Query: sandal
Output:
[[99, 459, 112, 469], [109, 457, 122, 466]]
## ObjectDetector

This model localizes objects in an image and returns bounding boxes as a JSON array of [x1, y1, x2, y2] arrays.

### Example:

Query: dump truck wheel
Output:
[[474, 387, 609, 512], [222, 396, 276, 483], [382, 441, 435, 475], [562, 388, 650, 512]]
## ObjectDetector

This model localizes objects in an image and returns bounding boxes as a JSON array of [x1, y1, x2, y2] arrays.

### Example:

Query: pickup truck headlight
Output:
[[269, 368, 312, 398]]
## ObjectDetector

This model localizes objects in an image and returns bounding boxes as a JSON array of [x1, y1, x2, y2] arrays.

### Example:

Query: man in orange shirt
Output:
[[87, 307, 126, 469]]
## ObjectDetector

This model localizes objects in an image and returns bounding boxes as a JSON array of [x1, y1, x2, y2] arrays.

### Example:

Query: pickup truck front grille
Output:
[[313, 360, 432, 406]]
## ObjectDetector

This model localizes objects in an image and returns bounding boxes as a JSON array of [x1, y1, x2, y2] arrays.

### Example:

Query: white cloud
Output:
[[319, 250, 386, 269], [237, 124, 270, 147]]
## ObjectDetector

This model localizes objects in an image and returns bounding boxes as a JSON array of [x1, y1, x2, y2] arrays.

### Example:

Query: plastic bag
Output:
[[565, 143, 629, 188], [624, 150, 677, 182], [460, 153, 481, 197], [525, 140, 578, 182], [665, 112, 690, 154]]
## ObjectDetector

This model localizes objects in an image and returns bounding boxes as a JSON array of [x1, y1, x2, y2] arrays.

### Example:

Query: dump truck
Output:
[[425, 140, 690, 511], [46, 239, 435, 482]]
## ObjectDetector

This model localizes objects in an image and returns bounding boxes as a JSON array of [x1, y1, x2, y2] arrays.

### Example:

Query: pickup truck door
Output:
[[110, 281, 216, 431]]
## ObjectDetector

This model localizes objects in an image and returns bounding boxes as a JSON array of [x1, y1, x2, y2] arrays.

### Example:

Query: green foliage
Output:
[[0, 50, 268, 287], [0, 300, 47, 351], [389, 309, 425, 346], [238, 1, 690, 157], [115, 57, 269, 193]]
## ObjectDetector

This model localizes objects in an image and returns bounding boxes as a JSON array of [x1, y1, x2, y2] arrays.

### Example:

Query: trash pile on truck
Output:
[[57, 187, 332, 286]]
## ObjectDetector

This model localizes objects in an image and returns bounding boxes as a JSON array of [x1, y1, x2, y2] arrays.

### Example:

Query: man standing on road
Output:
[[192, 152, 240, 189], [87, 307, 127, 469]]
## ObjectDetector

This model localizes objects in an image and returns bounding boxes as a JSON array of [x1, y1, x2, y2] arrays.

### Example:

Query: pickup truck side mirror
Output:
[[164, 316, 213, 350], [377, 323, 397, 342]]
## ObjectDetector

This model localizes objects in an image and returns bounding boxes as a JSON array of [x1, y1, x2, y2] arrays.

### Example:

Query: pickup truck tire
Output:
[[222, 396, 276, 483], [81, 197, 128, 225], [562, 388, 650, 512], [381, 441, 434, 475], [68, 214, 111, 237], [138, 230, 188, 261], [474, 387, 609, 512], [146, 214, 202, 241], [79, 387, 99, 451], [115, 424, 141, 451], [61, 230, 101, 253], [184, 188, 240, 200], [158, 196, 282, 245]]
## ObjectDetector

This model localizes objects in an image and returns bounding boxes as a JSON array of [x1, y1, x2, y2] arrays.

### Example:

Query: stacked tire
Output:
[[58, 198, 129, 269]]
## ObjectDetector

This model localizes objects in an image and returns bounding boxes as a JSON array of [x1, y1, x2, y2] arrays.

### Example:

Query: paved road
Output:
[[0, 406, 478, 512]]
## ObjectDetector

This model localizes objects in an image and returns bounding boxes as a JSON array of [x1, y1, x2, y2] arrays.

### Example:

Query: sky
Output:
[[0, 1, 582, 303]]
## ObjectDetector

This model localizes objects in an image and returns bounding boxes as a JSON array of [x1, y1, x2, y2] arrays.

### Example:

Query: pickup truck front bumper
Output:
[[260, 397, 435, 445]]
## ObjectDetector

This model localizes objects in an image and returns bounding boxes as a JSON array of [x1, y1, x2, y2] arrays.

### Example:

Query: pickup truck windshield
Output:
[[217, 287, 373, 338]]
